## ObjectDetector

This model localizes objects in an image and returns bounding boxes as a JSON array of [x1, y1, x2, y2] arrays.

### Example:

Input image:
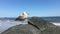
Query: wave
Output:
[[0, 20, 28, 33]]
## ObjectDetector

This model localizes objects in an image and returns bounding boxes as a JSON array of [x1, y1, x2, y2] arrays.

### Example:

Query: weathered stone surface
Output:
[[2, 24, 41, 34], [28, 17, 55, 31], [41, 26, 60, 34], [28, 17, 60, 34]]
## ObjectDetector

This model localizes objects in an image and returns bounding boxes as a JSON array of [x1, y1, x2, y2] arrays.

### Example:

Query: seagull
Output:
[[20, 11, 28, 19], [15, 11, 28, 21]]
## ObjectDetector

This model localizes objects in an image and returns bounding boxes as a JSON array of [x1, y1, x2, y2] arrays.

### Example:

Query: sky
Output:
[[0, 0, 60, 17]]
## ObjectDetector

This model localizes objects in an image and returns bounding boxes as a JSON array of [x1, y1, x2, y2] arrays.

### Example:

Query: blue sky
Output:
[[0, 0, 60, 17]]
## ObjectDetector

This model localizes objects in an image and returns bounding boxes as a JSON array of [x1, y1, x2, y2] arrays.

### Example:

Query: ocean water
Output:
[[50, 22, 60, 26], [0, 19, 28, 34]]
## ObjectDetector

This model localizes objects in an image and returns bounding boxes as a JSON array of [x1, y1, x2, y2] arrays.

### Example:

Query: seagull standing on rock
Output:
[[16, 11, 28, 21]]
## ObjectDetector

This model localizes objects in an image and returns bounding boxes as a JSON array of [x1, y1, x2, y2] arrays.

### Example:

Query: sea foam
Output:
[[0, 20, 28, 34]]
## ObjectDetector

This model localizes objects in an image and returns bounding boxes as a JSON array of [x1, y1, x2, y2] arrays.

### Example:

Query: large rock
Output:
[[2, 17, 60, 34], [28, 17, 55, 31], [1, 24, 41, 34], [28, 17, 60, 34]]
